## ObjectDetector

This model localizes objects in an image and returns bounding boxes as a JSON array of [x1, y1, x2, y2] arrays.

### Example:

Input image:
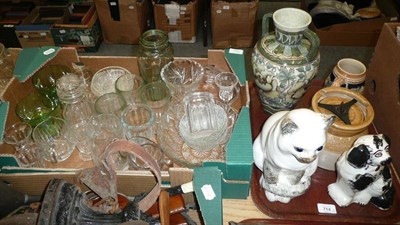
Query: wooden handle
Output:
[[159, 191, 170, 225]]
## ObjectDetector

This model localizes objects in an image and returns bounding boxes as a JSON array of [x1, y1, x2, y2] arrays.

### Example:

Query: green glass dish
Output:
[[32, 64, 71, 103], [15, 92, 61, 127]]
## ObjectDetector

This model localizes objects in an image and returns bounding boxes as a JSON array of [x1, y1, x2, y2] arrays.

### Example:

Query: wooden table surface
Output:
[[223, 196, 268, 224]]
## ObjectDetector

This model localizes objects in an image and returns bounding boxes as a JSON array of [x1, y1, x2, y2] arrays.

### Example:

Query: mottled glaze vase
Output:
[[252, 8, 320, 114]]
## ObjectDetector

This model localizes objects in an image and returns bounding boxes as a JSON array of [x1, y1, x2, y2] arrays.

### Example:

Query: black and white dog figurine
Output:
[[328, 134, 395, 210]]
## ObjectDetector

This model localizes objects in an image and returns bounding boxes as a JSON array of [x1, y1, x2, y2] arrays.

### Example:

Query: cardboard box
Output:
[[301, 0, 399, 46], [364, 23, 400, 175], [15, 5, 67, 48], [50, 3, 102, 52], [211, 0, 259, 49], [153, 0, 199, 43], [94, 0, 151, 44], [0, 47, 252, 225], [0, 2, 35, 48]]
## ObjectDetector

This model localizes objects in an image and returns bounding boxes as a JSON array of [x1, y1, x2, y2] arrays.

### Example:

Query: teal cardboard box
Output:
[[201, 48, 253, 199], [50, 3, 102, 52]]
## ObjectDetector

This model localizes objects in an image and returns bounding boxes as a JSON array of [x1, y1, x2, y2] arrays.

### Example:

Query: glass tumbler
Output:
[[115, 73, 144, 105], [32, 116, 75, 163], [94, 92, 127, 117], [138, 81, 171, 122], [121, 104, 155, 141], [214, 72, 239, 103], [89, 114, 125, 168], [3, 122, 43, 167], [15, 92, 61, 127], [66, 119, 94, 161], [138, 29, 174, 84], [129, 136, 171, 170]]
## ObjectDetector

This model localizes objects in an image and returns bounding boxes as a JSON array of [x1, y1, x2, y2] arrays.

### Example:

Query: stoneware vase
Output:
[[328, 134, 394, 210], [253, 108, 335, 203], [252, 8, 320, 114], [311, 87, 374, 171]]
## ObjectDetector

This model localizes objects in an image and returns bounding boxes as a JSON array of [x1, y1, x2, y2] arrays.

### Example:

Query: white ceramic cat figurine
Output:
[[253, 108, 335, 203]]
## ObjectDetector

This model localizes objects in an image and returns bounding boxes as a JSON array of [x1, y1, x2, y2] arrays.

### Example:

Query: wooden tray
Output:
[[248, 80, 400, 224], [251, 165, 400, 224]]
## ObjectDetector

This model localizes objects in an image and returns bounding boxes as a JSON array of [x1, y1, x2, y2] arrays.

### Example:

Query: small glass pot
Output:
[[94, 92, 127, 117], [115, 73, 144, 105], [137, 29, 174, 83]]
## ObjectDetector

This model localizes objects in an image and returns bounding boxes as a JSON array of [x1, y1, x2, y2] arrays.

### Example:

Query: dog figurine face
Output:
[[253, 108, 335, 203], [328, 134, 394, 210], [348, 134, 392, 168]]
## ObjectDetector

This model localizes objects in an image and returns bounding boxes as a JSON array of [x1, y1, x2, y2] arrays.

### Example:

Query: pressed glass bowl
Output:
[[91, 66, 132, 97], [156, 95, 238, 168], [160, 59, 204, 99]]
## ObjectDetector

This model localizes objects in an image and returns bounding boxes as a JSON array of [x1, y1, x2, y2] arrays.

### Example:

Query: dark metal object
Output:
[[0, 180, 41, 219], [318, 98, 357, 125], [37, 178, 158, 225]]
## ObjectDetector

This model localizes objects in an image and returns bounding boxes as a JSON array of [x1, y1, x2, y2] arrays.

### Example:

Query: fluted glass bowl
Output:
[[160, 59, 204, 99]]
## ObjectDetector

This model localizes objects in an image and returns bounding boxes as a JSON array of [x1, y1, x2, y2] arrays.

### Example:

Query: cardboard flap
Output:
[[0, 101, 9, 144], [319, 16, 395, 32], [224, 48, 250, 107], [364, 23, 400, 175], [193, 167, 222, 225], [0, 155, 20, 171], [13, 46, 61, 82]]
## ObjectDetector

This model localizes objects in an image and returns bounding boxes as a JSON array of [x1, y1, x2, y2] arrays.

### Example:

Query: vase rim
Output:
[[273, 8, 312, 33]]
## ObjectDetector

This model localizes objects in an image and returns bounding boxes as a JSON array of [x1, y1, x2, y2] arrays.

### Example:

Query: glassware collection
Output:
[[3, 30, 241, 170]]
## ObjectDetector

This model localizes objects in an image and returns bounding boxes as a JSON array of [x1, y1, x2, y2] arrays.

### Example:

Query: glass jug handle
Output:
[[261, 12, 273, 36], [303, 29, 320, 61]]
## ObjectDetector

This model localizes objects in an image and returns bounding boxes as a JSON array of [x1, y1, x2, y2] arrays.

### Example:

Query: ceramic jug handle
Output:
[[261, 12, 273, 36], [303, 29, 320, 61]]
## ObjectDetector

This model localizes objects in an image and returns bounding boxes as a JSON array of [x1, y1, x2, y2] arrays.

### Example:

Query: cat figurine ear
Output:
[[281, 117, 298, 135], [323, 114, 335, 130]]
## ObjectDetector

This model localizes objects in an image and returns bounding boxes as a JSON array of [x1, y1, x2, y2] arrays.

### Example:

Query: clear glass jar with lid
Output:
[[137, 29, 174, 84], [56, 73, 93, 124]]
